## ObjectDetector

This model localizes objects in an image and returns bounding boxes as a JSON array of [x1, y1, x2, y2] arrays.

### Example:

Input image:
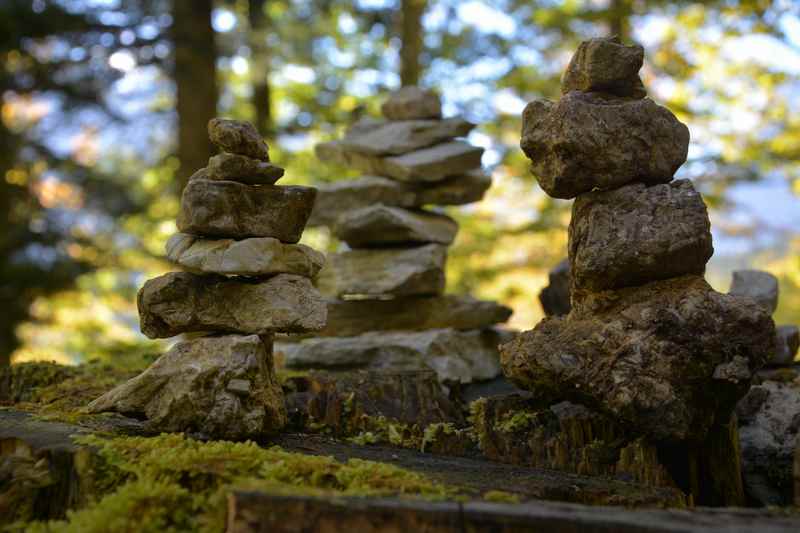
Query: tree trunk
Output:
[[248, 0, 274, 136], [172, 0, 218, 191], [399, 0, 426, 86], [607, 0, 632, 41]]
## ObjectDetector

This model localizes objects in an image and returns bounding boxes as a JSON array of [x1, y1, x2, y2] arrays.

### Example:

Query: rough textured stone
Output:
[[305, 295, 512, 337], [206, 153, 284, 185], [87, 334, 286, 439], [308, 172, 492, 227], [729, 269, 779, 314], [538, 259, 571, 316], [316, 244, 447, 297], [561, 36, 646, 98], [339, 118, 474, 156], [177, 179, 316, 242], [520, 91, 689, 199], [381, 86, 441, 120], [165, 233, 324, 277], [737, 378, 800, 506], [138, 272, 327, 338], [772, 325, 799, 366], [382, 141, 484, 183], [208, 118, 270, 161], [334, 205, 458, 247], [279, 328, 508, 384], [501, 275, 775, 441], [569, 180, 713, 291]]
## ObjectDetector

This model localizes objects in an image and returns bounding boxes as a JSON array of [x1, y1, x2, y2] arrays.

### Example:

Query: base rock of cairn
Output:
[[500, 37, 775, 505], [89, 119, 326, 439], [279, 87, 511, 384]]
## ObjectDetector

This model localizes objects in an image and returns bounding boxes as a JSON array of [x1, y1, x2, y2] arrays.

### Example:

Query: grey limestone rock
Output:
[[206, 153, 284, 185], [538, 259, 571, 316], [729, 269, 779, 314], [208, 118, 270, 161], [771, 325, 799, 366], [334, 205, 458, 247], [380, 86, 442, 121], [339, 118, 474, 156], [561, 36, 646, 98], [137, 272, 327, 338]]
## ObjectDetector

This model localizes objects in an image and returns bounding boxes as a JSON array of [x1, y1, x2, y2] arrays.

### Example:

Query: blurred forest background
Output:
[[2, 0, 799, 366]]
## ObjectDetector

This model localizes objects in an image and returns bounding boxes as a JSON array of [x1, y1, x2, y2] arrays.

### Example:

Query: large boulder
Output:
[[520, 91, 689, 199], [205, 153, 284, 185], [166, 233, 325, 278], [314, 295, 512, 337], [208, 118, 270, 161], [177, 179, 316, 242], [316, 243, 447, 298], [87, 334, 286, 439], [381, 86, 441, 120], [334, 205, 458, 247], [569, 180, 713, 291], [138, 272, 327, 338], [279, 328, 509, 384], [500, 275, 775, 442], [561, 36, 646, 98], [338, 118, 474, 156], [308, 172, 491, 227], [729, 269, 779, 314]]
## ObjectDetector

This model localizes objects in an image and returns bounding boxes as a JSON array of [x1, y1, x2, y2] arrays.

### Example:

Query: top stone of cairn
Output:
[[381, 86, 442, 121], [208, 118, 270, 161], [561, 36, 646, 98]]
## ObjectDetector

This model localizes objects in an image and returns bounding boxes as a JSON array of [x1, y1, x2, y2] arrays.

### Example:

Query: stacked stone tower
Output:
[[278, 87, 512, 384], [500, 38, 775, 501], [88, 119, 326, 439]]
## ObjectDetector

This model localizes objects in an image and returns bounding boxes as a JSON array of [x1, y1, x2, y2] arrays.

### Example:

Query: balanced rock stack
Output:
[[500, 37, 775, 502], [88, 119, 326, 440], [278, 87, 512, 384]]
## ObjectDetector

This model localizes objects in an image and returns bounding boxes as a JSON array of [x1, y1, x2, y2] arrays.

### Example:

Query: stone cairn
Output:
[[500, 37, 776, 503], [276, 87, 512, 385], [88, 119, 327, 440]]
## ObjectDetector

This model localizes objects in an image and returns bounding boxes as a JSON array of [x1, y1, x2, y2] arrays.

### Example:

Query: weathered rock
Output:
[[165, 233, 325, 278], [795, 437, 800, 508], [310, 295, 512, 337], [729, 269, 779, 314], [569, 180, 713, 291], [316, 140, 483, 183], [308, 172, 492, 227], [381, 86, 441, 120], [207, 118, 270, 161], [177, 179, 316, 242], [501, 275, 775, 442], [538, 259, 571, 316], [737, 378, 800, 506], [206, 153, 284, 185], [561, 36, 646, 98], [316, 244, 447, 297], [520, 91, 689, 199], [138, 272, 327, 338], [87, 334, 286, 439], [279, 328, 509, 384], [334, 205, 458, 247], [772, 325, 799, 366], [339, 118, 474, 156]]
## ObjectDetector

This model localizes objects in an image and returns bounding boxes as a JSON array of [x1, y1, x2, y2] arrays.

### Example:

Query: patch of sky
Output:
[[356, 0, 394, 9], [723, 33, 800, 73], [457, 1, 516, 37], [212, 8, 237, 33], [338, 12, 358, 34]]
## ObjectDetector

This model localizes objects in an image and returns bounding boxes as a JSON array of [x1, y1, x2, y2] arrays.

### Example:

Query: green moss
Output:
[[483, 490, 521, 504], [421, 423, 455, 453], [494, 411, 538, 434]]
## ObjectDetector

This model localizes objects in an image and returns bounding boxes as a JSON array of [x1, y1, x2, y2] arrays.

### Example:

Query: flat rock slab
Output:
[[561, 36, 646, 97], [205, 153, 284, 185], [729, 269, 779, 314], [138, 272, 327, 338], [208, 118, 270, 160], [381, 86, 442, 120], [166, 233, 324, 277], [309, 294, 512, 337], [569, 180, 713, 291], [316, 243, 447, 298], [177, 179, 316, 242], [339, 118, 474, 156], [539, 258, 571, 316], [521, 92, 689, 199], [501, 275, 775, 442], [316, 140, 483, 183], [279, 328, 506, 384], [228, 490, 800, 533], [308, 172, 491, 227], [334, 205, 459, 247], [88, 334, 286, 439]]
